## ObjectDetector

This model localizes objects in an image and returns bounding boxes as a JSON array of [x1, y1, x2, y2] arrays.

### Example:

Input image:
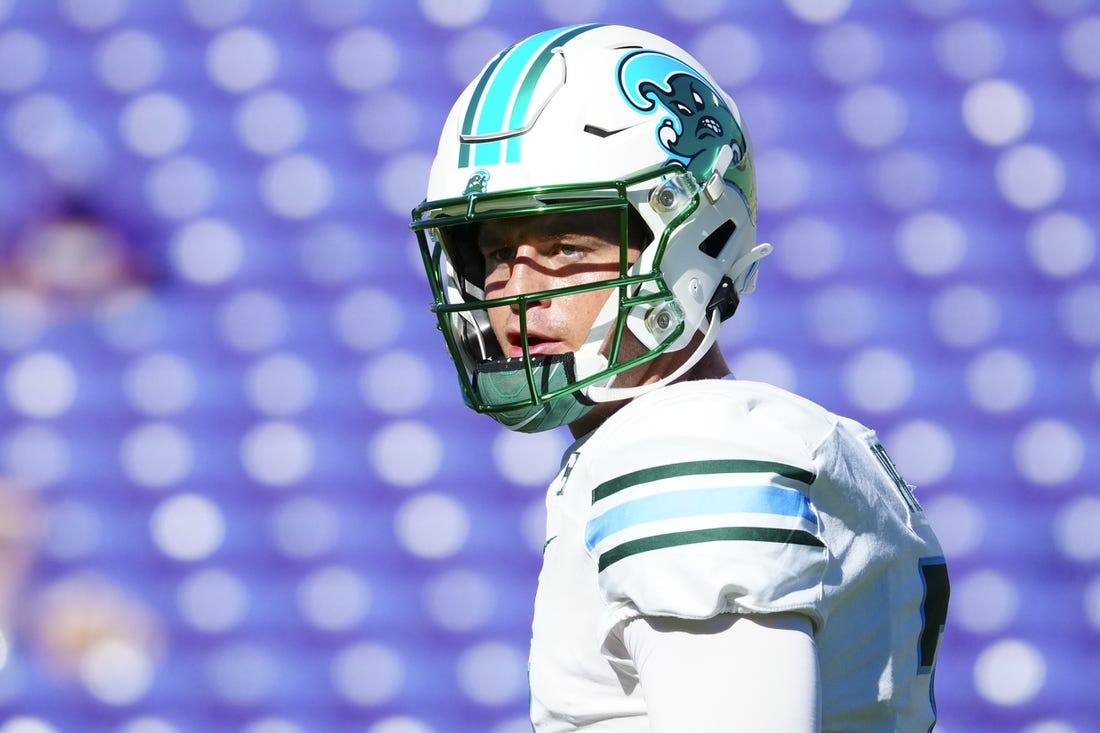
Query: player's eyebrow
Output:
[[475, 228, 503, 252], [476, 213, 617, 252]]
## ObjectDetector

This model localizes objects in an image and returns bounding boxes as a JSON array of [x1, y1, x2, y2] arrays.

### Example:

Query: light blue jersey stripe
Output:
[[585, 485, 817, 551]]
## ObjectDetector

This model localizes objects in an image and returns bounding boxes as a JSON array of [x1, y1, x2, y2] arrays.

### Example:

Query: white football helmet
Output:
[[411, 24, 771, 432]]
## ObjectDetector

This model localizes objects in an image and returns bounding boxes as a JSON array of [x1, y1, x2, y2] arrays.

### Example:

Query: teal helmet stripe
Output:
[[457, 48, 510, 169], [459, 28, 559, 167], [458, 24, 602, 168], [474, 27, 564, 166], [504, 23, 602, 163]]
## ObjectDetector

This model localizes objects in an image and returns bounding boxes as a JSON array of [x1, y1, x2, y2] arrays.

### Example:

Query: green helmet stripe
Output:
[[504, 23, 600, 163], [458, 24, 602, 168], [457, 47, 509, 169], [475, 27, 562, 133], [459, 28, 557, 168]]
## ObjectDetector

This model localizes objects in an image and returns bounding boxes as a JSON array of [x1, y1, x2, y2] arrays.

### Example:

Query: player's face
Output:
[[478, 210, 637, 359]]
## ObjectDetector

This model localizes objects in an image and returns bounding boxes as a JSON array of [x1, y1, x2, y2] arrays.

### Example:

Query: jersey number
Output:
[[918, 558, 950, 673]]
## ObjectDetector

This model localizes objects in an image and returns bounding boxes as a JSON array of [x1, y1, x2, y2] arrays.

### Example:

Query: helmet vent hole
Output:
[[698, 219, 736, 258]]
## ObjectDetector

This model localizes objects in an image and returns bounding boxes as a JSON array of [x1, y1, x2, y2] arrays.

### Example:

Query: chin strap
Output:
[[573, 241, 772, 405], [583, 309, 722, 404]]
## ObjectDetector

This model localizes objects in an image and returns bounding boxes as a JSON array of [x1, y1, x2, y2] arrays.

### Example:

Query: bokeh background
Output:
[[0, 0, 1097, 732]]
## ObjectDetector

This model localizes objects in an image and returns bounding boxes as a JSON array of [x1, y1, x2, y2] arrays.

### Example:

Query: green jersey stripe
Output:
[[592, 459, 816, 503], [597, 526, 825, 572]]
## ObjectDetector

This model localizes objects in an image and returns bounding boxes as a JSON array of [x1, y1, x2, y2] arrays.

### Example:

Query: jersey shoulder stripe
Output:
[[597, 526, 824, 572], [592, 458, 816, 502], [585, 484, 816, 551], [585, 458, 821, 573]]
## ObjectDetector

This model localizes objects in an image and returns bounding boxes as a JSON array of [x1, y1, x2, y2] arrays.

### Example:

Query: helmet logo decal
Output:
[[618, 50, 750, 201], [457, 24, 602, 170], [464, 169, 491, 195]]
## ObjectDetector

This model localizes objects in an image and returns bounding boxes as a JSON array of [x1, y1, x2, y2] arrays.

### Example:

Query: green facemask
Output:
[[472, 354, 595, 433]]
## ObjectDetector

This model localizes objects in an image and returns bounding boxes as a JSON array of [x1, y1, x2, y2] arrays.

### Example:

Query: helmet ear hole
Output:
[[698, 219, 736, 258]]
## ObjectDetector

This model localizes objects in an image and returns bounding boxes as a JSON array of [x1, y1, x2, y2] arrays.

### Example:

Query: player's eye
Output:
[[483, 245, 517, 266]]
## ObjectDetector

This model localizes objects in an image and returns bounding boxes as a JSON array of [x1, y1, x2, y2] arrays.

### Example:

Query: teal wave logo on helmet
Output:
[[618, 50, 754, 220]]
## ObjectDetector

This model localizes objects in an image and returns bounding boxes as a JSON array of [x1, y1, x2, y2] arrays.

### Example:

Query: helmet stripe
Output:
[[458, 24, 602, 168], [459, 28, 560, 168], [504, 23, 601, 163], [457, 48, 509, 169], [476, 28, 561, 134]]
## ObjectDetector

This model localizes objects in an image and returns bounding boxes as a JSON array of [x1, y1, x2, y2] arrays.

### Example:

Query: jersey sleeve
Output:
[[622, 614, 820, 732], [583, 382, 832, 648]]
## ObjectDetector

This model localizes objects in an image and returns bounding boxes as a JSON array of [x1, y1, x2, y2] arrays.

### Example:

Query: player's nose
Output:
[[500, 247, 550, 305]]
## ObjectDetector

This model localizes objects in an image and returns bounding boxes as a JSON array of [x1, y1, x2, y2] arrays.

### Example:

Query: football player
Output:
[[411, 24, 949, 732]]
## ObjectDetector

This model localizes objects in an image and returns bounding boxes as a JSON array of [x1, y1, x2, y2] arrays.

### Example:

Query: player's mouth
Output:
[[507, 331, 561, 357]]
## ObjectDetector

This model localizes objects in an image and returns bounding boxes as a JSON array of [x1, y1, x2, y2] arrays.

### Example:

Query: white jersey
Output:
[[529, 378, 948, 732]]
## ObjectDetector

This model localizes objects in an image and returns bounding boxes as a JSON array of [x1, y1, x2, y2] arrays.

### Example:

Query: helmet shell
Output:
[[413, 24, 767, 431]]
